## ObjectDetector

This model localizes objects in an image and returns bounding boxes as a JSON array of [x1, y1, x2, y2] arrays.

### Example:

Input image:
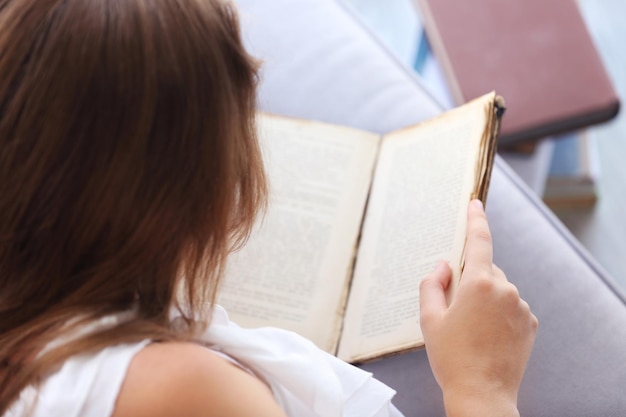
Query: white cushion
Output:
[[236, 0, 442, 134]]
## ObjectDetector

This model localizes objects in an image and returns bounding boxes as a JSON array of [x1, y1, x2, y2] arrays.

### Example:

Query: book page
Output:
[[219, 115, 379, 353], [337, 99, 489, 362]]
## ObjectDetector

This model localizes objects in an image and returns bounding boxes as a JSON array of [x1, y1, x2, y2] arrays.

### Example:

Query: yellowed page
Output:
[[219, 114, 379, 353], [337, 96, 490, 362]]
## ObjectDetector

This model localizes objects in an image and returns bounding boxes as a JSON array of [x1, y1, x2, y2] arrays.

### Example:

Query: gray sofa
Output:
[[233, 0, 626, 415]]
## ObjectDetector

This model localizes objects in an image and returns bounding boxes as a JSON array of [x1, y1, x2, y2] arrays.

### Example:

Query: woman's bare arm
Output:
[[113, 342, 288, 417]]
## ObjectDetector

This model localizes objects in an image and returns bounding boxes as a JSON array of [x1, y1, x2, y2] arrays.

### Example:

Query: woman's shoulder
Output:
[[112, 342, 288, 417]]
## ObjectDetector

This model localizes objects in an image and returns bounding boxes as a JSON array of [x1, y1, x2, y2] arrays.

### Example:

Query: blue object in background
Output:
[[413, 29, 430, 75]]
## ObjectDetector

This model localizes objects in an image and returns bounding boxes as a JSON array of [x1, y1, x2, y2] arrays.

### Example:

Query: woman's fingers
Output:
[[420, 261, 452, 327], [461, 200, 493, 282]]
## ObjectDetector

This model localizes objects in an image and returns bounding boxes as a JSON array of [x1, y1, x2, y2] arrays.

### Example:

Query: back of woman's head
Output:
[[0, 0, 266, 409]]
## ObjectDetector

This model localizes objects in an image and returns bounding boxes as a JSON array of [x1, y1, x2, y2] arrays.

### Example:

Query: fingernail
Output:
[[471, 199, 484, 210]]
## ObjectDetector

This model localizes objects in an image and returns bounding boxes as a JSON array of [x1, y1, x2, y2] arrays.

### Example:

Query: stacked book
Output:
[[543, 131, 600, 210]]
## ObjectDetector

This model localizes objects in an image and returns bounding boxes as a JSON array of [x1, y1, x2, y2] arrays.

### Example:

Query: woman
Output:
[[0, 0, 537, 416]]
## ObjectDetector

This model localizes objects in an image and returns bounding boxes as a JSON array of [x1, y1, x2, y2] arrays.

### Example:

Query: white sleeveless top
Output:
[[5, 306, 404, 417]]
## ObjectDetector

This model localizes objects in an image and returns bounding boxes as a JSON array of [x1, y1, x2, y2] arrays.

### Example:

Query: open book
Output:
[[219, 92, 503, 363]]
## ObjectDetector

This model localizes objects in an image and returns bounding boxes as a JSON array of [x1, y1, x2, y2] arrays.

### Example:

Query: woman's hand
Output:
[[419, 200, 538, 417]]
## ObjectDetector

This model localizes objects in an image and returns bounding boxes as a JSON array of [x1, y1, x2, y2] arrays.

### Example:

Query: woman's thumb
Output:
[[419, 261, 452, 327]]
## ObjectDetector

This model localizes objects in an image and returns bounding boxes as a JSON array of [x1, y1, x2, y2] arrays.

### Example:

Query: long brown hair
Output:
[[0, 0, 266, 412]]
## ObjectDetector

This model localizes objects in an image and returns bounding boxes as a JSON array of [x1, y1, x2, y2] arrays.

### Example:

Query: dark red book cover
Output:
[[416, 0, 620, 145]]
